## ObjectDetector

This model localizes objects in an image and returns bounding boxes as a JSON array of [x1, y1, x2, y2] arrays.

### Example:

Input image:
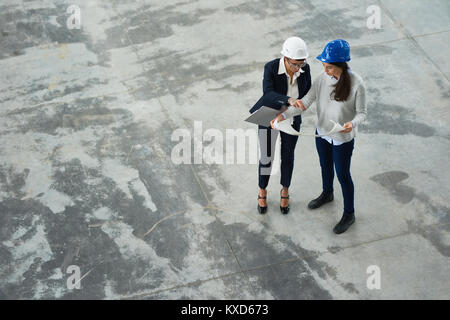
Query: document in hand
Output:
[[274, 119, 345, 136], [244, 106, 281, 127], [319, 120, 346, 136]]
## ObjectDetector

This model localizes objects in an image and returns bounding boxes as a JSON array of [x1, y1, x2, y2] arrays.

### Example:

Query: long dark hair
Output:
[[330, 62, 351, 101]]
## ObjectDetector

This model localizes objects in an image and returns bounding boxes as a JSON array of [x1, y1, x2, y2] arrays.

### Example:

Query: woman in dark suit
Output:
[[249, 37, 311, 214]]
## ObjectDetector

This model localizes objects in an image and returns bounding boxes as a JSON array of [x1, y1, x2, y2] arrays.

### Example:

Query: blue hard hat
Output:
[[316, 39, 351, 63]]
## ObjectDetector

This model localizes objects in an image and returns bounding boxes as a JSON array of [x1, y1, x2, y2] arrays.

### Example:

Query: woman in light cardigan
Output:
[[271, 39, 367, 234]]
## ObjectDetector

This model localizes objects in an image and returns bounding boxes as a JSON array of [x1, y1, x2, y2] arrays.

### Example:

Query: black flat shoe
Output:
[[307, 191, 334, 209], [280, 189, 289, 214], [333, 213, 355, 234], [257, 194, 267, 214]]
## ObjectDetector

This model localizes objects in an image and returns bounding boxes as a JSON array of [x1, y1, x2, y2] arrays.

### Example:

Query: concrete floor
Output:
[[0, 0, 449, 300]]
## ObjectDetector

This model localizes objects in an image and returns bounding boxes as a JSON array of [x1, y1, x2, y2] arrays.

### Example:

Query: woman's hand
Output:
[[340, 122, 353, 133], [292, 99, 306, 111], [270, 113, 285, 129]]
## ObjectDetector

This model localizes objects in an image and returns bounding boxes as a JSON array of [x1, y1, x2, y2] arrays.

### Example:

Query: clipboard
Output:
[[244, 106, 281, 127]]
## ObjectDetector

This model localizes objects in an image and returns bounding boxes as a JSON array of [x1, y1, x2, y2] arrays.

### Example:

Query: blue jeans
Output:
[[315, 134, 355, 214]]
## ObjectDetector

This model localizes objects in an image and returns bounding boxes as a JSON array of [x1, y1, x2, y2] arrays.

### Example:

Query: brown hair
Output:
[[330, 62, 351, 101]]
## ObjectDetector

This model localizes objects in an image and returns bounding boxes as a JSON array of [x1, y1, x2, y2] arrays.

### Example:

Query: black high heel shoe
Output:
[[280, 189, 289, 214], [257, 193, 267, 214]]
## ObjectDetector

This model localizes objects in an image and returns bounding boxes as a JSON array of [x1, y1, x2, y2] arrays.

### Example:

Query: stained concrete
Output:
[[0, 0, 449, 300]]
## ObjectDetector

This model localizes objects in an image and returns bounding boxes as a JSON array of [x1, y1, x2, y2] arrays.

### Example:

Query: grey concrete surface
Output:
[[0, 0, 449, 300]]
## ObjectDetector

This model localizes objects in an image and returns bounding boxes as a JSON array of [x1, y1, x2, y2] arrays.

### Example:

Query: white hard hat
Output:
[[281, 37, 309, 60]]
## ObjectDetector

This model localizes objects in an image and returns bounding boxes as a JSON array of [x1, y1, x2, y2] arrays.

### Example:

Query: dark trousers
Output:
[[315, 134, 355, 214], [258, 122, 300, 189]]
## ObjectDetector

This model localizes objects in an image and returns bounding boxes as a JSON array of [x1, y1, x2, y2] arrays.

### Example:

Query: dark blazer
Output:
[[250, 58, 311, 127]]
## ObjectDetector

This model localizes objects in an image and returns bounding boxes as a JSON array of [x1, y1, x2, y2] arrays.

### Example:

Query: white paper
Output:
[[322, 120, 345, 136], [273, 119, 303, 135], [274, 119, 345, 137]]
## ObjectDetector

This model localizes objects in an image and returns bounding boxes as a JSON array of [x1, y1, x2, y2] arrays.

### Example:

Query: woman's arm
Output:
[[282, 79, 318, 119], [262, 62, 290, 109], [351, 82, 367, 127]]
